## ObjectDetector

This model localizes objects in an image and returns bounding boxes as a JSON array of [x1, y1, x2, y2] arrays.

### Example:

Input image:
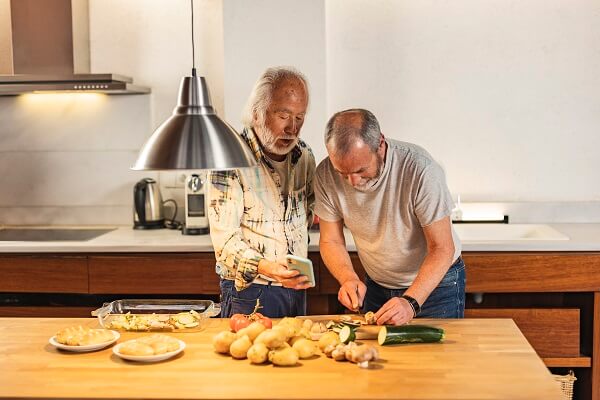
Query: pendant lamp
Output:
[[132, 0, 256, 170]]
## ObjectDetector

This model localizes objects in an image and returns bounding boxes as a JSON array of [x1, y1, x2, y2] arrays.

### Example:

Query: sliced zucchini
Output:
[[340, 320, 362, 328], [377, 325, 445, 346], [339, 325, 356, 344]]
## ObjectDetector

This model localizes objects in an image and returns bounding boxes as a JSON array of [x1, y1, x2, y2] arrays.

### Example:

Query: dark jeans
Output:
[[219, 279, 306, 318], [362, 257, 466, 318]]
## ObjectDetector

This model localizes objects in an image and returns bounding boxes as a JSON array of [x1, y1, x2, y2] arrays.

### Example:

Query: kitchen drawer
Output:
[[464, 308, 580, 357], [463, 252, 600, 292], [89, 254, 218, 294], [0, 255, 87, 293]]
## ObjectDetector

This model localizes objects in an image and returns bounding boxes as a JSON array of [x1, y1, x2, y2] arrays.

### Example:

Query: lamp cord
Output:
[[191, 0, 196, 76]]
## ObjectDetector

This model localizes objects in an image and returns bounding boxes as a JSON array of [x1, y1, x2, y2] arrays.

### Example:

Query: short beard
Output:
[[254, 122, 298, 156], [352, 155, 384, 191]]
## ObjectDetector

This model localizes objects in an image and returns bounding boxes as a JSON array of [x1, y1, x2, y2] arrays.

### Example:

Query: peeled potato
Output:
[[119, 341, 154, 356], [292, 338, 317, 359], [230, 335, 252, 359], [247, 342, 269, 364], [138, 334, 180, 352]]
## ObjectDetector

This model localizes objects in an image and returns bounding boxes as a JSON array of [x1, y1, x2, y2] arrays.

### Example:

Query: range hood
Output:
[[0, 0, 149, 95]]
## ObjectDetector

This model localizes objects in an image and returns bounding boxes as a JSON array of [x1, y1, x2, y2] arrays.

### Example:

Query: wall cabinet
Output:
[[1, 251, 599, 399]]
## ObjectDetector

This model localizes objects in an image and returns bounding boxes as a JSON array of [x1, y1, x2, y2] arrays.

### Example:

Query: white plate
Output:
[[112, 339, 186, 362], [49, 330, 120, 352]]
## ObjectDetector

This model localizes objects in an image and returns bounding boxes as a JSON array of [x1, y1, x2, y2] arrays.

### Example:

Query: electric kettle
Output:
[[133, 178, 165, 229]]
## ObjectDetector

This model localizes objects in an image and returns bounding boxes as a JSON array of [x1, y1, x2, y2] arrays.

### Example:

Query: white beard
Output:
[[254, 124, 298, 156]]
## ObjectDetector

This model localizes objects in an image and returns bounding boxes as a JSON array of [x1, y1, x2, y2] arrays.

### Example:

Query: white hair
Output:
[[241, 66, 309, 128]]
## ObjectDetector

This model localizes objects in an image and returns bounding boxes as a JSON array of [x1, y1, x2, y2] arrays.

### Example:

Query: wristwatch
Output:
[[401, 294, 421, 317]]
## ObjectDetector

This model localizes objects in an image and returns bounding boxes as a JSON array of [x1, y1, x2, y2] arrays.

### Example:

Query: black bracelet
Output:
[[401, 294, 421, 317]]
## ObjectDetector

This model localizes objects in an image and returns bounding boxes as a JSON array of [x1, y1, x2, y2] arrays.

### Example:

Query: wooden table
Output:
[[0, 317, 562, 399]]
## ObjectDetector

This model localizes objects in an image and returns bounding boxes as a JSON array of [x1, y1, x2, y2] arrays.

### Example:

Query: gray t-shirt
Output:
[[314, 139, 462, 288]]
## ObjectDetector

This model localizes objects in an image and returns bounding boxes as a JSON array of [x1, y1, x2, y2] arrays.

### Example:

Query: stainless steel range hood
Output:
[[0, 0, 150, 95], [0, 74, 150, 95]]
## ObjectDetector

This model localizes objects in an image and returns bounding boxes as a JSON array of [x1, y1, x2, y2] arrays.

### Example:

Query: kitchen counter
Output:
[[0, 317, 562, 400], [0, 223, 600, 252]]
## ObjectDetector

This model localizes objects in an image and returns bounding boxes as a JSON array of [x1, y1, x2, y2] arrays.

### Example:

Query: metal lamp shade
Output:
[[132, 75, 256, 170]]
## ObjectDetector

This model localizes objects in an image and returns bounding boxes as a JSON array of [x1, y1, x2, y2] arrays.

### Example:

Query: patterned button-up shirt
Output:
[[207, 128, 316, 291]]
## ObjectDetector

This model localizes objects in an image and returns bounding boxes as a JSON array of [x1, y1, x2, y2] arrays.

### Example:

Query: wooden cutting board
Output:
[[0, 317, 562, 400]]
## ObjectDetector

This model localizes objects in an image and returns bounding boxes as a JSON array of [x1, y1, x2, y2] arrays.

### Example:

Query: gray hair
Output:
[[241, 66, 309, 128], [325, 109, 381, 156]]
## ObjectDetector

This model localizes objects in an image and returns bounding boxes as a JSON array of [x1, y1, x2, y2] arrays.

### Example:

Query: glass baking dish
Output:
[[91, 299, 220, 332]]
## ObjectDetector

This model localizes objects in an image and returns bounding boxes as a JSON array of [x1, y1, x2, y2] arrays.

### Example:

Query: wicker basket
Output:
[[553, 370, 576, 400]]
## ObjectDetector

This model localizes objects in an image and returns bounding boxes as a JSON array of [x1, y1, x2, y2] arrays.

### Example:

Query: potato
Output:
[[292, 338, 317, 359], [302, 319, 314, 331], [247, 342, 269, 364], [212, 331, 237, 354], [236, 321, 266, 342], [318, 331, 340, 352], [298, 328, 310, 339], [279, 317, 303, 333], [229, 335, 252, 359], [268, 346, 299, 366], [272, 324, 295, 341], [119, 341, 154, 356], [288, 335, 304, 346], [254, 329, 286, 349]]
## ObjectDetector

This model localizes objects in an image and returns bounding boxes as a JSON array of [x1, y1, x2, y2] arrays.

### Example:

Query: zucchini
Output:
[[339, 325, 356, 343], [377, 325, 445, 345]]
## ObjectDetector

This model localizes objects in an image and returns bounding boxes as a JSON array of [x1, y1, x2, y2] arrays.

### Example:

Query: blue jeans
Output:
[[362, 257, 466, 318], [219, 279, 306, 318]]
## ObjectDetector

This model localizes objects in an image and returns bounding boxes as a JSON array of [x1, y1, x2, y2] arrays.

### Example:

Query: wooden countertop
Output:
[[0, 317, 562, 399]]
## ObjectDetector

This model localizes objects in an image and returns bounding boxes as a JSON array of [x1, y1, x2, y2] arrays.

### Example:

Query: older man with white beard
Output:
[[315, 109, 465, 326], [206, 67, 315, 318]]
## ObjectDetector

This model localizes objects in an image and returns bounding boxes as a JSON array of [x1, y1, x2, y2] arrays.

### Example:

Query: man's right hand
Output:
[[338, 279, 367, 311], [258, 259, 312, 290]]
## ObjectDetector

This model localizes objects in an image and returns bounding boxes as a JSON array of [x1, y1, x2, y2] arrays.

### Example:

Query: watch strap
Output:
[[401, 294, 421, 317]]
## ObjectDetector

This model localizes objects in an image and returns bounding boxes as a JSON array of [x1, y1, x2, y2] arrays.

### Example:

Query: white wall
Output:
[[89, 0, 225, 124], [2, 0, 600, 226], [326, 0, 600, 202], [222, 0, 327, 161], [0, 93, 151, 225]]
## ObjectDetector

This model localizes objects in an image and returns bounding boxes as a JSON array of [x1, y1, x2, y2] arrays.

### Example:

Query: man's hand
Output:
[[258, 259, 312, 290], [338, 279, 367, 311], [374, 297, 415, 325]]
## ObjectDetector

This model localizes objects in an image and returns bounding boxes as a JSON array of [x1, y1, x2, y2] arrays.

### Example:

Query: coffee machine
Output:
[[133, 178, 165, 229], [182, 173, 209, 235]]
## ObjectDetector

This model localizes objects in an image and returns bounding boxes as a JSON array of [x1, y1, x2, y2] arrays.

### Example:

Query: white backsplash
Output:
[[0, 94, 155, 226]]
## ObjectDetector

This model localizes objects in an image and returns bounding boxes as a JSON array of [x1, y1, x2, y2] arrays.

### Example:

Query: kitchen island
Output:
[[1, 223, 600, 398], [0, 317, 561, 399]]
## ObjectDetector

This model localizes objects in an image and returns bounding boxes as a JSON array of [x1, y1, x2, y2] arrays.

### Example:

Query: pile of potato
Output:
[[213, 317, 379, 368], [213, 317, 320, 366]]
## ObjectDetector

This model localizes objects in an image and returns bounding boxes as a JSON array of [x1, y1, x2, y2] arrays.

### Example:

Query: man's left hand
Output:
[[374, 297, 415, 325]]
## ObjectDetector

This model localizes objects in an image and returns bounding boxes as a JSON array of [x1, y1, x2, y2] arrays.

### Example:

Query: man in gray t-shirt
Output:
[[314, 109, 464, 325]]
